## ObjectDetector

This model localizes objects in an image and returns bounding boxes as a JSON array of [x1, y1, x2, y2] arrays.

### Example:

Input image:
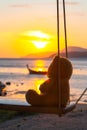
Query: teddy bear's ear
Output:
[[47, 56, 59, 79]]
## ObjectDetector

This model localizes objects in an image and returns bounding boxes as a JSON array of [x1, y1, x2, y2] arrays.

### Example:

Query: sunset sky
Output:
[[0, 0, 87, 58]]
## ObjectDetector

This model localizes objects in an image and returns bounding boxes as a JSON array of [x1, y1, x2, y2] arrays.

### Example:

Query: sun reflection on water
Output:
[[35, 79, 45, 94], [34, 60, 47, 71]]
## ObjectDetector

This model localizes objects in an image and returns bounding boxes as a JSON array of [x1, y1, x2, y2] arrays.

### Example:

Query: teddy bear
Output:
[[25, 56, 73, 107]]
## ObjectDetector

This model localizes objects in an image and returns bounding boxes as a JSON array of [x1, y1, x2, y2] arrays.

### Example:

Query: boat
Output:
[[26, 64, 47, 75]]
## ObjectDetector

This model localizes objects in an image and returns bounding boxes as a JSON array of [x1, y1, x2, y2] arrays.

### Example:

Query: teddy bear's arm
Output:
[[39, 79, 50, 94], [39, 79, 55, 94]]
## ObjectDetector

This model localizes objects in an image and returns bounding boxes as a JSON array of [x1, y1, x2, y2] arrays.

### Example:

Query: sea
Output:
[[0, 58, 87, 105]]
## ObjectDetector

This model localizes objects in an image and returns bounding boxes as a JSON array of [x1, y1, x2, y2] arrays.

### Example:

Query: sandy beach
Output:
[[0, 103, 87, 130]]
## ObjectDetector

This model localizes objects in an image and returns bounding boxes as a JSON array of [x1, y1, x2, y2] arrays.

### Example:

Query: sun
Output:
[[32, 41, 48, 48], [28, 31, 50, 39], [23, 30, 51, 49]]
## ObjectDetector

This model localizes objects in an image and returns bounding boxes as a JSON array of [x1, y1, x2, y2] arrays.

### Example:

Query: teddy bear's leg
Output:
[[26, 90, 60, 106], [25, 90, 46, 106], [26, 90, 37, 105]]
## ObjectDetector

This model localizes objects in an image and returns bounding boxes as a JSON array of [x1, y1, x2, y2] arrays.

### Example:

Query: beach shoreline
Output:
[[0, 103, 87, 130]]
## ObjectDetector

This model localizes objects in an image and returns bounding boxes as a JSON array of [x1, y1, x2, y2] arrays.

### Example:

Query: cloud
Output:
[[71, 12, 85, 16], [65, 2, 79, 5], [41, 1, 79, 6], [9, 4, 31, 8], [9, 1, 79, 8]]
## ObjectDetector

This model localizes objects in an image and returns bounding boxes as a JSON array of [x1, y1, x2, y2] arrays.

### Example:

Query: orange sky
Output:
[[0, 0, 87, 58]]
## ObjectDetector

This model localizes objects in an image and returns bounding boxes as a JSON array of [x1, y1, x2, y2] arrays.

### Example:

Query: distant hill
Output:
[[48, 46, 87, 58], [60, 46, 87, 58], [61, 46, 87, 53], [23, 51, 56, 59], [23, 46, 87, 59]]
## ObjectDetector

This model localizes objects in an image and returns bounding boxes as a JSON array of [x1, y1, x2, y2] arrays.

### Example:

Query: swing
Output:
[[0, 0, 86, 116]]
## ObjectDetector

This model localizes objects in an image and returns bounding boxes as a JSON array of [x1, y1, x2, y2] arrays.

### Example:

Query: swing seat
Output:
[[62, 102, 76, 114], [0, 88, 86, 116], [0, 101, 76, 115]]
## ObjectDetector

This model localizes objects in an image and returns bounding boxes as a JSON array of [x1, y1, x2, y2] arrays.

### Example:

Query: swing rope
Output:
[[57, 0, 68, 116], [62, 0, 71, 105], [56, 0, 61, 116], [63, 0, 68, 58]]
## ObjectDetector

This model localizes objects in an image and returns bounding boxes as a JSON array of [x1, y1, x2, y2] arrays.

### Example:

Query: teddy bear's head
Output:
[[47, 56, 73, 79]]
